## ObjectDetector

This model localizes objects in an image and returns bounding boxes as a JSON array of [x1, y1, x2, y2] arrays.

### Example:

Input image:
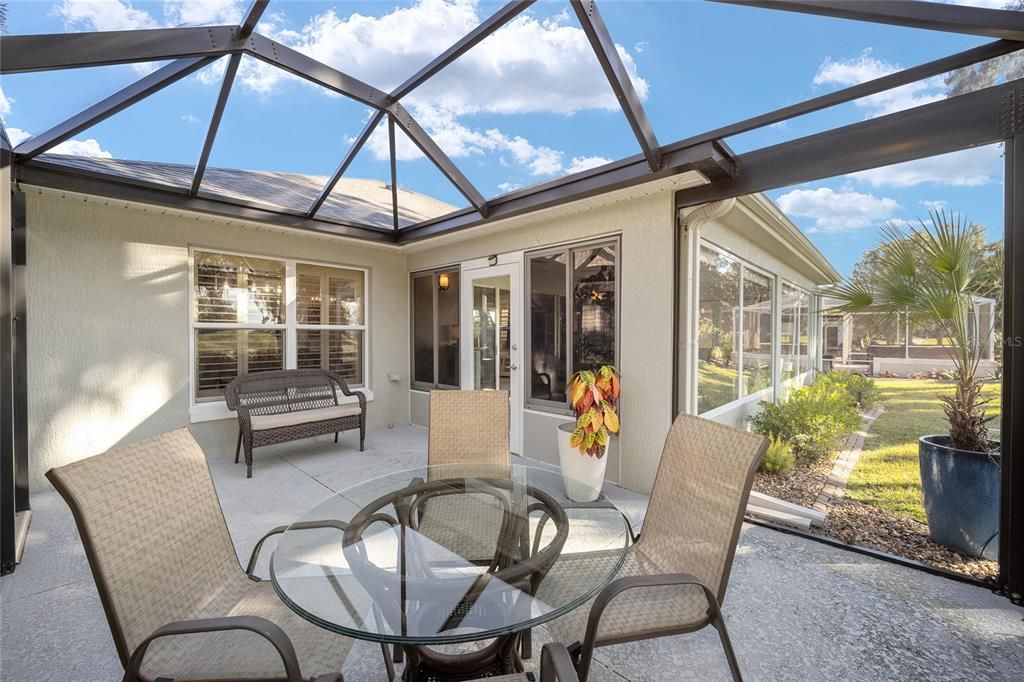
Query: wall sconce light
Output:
[[487, 254, 498, 266], [438, 273, 450, 291]]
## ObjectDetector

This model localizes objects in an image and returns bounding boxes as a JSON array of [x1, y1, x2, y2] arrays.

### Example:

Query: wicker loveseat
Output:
[[225, 369, 366, 478]]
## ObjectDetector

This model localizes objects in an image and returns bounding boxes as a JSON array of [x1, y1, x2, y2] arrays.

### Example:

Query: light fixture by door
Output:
[[437, 273, 450, 291]]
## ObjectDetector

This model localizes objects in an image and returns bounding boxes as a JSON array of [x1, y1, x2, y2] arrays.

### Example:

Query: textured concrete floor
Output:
[[2, 425, 1023, 681]]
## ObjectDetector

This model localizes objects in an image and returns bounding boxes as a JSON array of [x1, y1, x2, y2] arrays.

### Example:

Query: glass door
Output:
[[461, 258, 523, 453]]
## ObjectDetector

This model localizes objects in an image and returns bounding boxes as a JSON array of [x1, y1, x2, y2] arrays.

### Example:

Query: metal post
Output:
[[12, 191, 28, 517], [1000, 127, 1024, 600], [0, 133, 15, 574]]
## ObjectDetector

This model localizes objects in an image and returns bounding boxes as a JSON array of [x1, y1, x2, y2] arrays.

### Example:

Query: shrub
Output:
[[759, 437, 794, 474], [819, 371, 879, 408], [749, 374, 862, 463]]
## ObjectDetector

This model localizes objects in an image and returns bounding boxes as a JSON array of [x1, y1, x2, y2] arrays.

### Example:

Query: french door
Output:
[[460, 257, 523, 454]]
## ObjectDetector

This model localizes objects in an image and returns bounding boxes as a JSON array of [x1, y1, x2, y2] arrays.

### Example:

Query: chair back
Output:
[[428, 389, 511, 478], [46, 428, 241, 666], [638, 413, 767, 603], [225, 368, 346, 416]]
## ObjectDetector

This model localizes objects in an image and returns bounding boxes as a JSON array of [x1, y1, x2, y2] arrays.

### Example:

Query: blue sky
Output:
[[0, 0, 1011, 276]]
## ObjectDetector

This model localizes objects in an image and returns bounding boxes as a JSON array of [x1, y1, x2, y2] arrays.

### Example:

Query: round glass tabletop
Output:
[[271, 463, 631, 645]]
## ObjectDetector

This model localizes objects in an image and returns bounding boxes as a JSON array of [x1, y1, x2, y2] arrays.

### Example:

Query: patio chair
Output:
[[544, 413, 768, 681], [469, 642, 579, 681], [412, 389, 512, 561], [46, 428, 355, 682]]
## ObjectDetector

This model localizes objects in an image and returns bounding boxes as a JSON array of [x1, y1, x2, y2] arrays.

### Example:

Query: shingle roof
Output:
[[38, 154, 458, 230]]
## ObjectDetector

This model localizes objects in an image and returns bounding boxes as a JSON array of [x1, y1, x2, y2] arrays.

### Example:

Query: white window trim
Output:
[[188, 247, 373, 423], [696, 240, 777, 416]]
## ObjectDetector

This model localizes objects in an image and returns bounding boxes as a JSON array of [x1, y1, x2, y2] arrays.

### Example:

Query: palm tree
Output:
[[826, 211, 996, 453]]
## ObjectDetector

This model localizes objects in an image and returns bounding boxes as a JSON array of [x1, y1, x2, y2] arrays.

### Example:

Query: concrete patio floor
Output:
[[2, 425, 1023, 681]]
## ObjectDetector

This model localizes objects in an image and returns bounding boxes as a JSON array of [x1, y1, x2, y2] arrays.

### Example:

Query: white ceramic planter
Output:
[[557, 422, 608, 502]]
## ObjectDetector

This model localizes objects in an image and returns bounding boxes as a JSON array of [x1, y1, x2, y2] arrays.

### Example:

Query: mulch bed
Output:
[[753, 451, 838, 509], [823, 498, 998, 584], [753, 443, 998, 584]]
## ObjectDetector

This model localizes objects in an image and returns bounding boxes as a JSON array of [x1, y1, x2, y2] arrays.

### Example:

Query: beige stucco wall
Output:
[[24, 191, 410, 486], [407, 192, 677, 493]]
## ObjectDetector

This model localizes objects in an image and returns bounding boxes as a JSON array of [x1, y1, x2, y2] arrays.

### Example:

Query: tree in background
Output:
[[946, 1, 1023, 97]]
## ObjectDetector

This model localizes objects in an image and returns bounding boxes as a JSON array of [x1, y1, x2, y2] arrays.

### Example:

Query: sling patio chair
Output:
[[47, 428, 358, 682], [412, 389, 513, 562], [541, 413, 768, 681]]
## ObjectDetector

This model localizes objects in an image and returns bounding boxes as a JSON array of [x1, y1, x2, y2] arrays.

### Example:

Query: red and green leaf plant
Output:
[[568, 365, 620, 458]]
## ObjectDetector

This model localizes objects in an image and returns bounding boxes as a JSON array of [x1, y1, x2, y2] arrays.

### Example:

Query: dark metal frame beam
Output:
[[1002, 85, 1024, 600], [15, 57, 216, 162], [388, 115, 400, 231], [400, 139, 732, 242], [0, 25, 241, 74], [0, 125, 15, 574], [389, 1, 536, 101], [239, 0, 269, 39], [717, 0, 1024, 42], [674, 80, 1016, 209], [191, 53, 242, 196], [388, 103, 488, 215], [307, 110, 386, 218], [572, 0, 661, 171], [16, 161, 398, 244]]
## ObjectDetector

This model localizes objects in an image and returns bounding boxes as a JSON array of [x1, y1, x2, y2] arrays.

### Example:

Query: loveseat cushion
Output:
[[250, 404, 363, 431]]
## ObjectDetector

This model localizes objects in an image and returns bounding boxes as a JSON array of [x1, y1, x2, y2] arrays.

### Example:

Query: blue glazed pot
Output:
[[918, 435, 1000, 561]]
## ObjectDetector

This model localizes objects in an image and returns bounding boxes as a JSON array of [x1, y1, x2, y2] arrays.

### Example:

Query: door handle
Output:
[[510, 363, 519, 371]]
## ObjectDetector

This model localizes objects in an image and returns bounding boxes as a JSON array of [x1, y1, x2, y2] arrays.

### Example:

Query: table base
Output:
[[398, 632, 532, 682]]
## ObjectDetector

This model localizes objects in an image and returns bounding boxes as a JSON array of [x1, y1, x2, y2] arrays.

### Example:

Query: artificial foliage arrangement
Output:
[[568, 365, 620, 458]]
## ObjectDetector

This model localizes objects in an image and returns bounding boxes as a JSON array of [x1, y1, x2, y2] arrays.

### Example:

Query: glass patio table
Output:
[[270, 463, 632, 680]]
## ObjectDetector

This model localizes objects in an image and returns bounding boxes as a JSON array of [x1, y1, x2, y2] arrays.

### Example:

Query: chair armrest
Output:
[[540, 642, 579, 682], [123, 615, 302, 682], [324, 371, 367, 411], [246, 519, 349, 580]]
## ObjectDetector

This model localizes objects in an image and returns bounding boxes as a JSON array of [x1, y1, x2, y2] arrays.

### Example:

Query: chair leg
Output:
[[334, 432, 339, 443], [521, 628, 532, 659], [393, 644, 404, 664], [711, 611, 743, 682], [234, 430, 242, 464], [245, 441, 254, 479], [359, 420, 365, 452], [379, 642, 396, 682]]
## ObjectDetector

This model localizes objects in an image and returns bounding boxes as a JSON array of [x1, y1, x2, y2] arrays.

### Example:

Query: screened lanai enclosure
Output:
[[3, 1, 1024, 665]]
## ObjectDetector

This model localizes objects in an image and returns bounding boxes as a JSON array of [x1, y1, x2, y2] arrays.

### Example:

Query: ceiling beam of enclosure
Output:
[[571, 0, 661, 171], [14, 57, 216, 161], [5, 0, 1024, 245], [717, 0, 1024, 42]]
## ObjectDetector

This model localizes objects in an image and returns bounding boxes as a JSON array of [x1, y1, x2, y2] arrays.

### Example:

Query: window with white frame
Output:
[[781, 282, 811, 379], [526, 238, 618, 410], [192, 250, 368, 402], [697, 243, 775, 414], [411, 269, 461, 390]]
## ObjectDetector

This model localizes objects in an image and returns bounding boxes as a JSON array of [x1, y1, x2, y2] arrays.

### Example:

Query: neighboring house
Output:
[[20, 154, 838, 494]]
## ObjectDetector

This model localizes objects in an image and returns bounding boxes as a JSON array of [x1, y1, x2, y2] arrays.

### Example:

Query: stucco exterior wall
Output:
[[407, 192, 677, 493], [24, 191, 409, 486]]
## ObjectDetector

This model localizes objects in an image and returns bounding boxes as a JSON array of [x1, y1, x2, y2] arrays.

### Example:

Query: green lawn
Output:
[[846, 377, 1002, 523]]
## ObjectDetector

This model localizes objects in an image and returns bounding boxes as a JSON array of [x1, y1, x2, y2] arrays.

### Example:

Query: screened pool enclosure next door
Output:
[[461, 258, 523, 454]]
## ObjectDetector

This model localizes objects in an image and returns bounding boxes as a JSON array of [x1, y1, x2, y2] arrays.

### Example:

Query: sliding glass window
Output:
[[697, 243, 775, 414], [527, 239, 618, 410], [781, 283, 811, 379], [411, 269, 460, 390]]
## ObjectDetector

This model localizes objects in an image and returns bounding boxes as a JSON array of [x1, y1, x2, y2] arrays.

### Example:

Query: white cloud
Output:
[[777, 187, 901, 232], [180, 113, 201, 124], [258, 0, 643, 116], [634, 41, 649, 54], [0, 86, 13, 121], [53, 0, 158, 31], [919, 199, 949, 211], [497, 181, 521, 193], [813, 49, 945, 118], [849, 145, 1002, 188], [6, 126, 111, 157], [6, 128, 31, 146], [566, 156, 611, 174], [163, 0, 243, 27]]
